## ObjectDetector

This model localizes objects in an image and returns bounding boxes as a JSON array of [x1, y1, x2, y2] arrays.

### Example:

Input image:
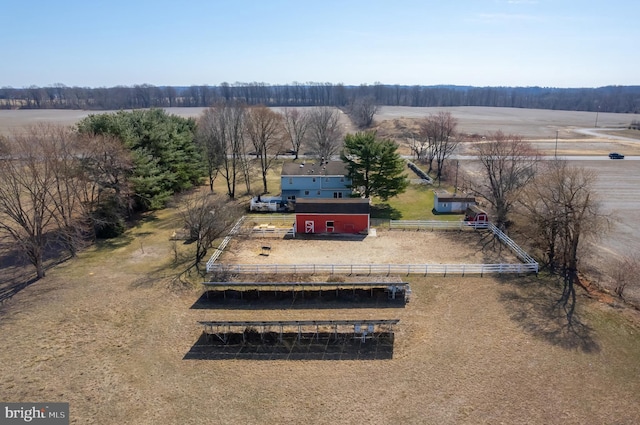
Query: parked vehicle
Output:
[[609, 152, 625, 159]]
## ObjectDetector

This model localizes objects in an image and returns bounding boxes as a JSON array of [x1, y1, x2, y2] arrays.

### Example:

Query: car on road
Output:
[[609, 152, 625, 159]]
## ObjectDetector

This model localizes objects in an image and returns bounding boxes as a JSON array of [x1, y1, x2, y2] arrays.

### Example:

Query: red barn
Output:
[[464, 205, 489, 223], [294, 198, 370, 235]]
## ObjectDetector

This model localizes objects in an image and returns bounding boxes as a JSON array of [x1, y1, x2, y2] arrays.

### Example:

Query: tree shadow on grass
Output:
[[94, 234, 134, 250], [370, 203, 401, 220], [0, 239, 72, 305], [496, 274, 600, 353]]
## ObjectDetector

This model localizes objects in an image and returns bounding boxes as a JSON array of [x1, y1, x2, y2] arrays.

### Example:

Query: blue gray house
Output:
[[281, 161, 352, 202]]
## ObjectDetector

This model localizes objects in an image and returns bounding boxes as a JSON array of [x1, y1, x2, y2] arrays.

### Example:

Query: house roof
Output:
[[295, 198, 370, 214], [282, 161, 348, 177]]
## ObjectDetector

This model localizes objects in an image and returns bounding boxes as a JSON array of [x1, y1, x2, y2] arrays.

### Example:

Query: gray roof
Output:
[[434, 190, 475, 203], [295, 198, 370, 214], [282, 161, 348, 177]]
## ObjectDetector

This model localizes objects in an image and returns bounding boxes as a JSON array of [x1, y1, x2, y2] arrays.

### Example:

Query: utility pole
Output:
[[555, 130, 558, 158]]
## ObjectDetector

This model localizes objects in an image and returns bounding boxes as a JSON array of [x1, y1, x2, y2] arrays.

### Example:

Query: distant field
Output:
[[375, 106, 638, 139]]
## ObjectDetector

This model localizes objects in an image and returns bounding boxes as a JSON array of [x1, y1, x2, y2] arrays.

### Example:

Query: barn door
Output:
[[305, 220, 314, 233]]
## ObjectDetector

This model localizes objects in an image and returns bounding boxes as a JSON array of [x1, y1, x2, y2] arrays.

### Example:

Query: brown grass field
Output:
[[1, 107, 640, 424], [1, 203, 640, 424]]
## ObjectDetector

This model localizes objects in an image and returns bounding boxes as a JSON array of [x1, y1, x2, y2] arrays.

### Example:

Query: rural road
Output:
[[450, 155, 640, 161]]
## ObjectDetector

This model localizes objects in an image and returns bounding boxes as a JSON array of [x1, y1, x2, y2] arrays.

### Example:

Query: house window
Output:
[[333, 192, 343, 198], [325, 177, 329, 182], [312, 177, 316, 182], [304, 190, 310, 196], [442, 203, 448, 207], [288, 178, 292, 184], [326, 220, 334, 232], [340, 177, 344, 182], [317, 190, 321, 195]]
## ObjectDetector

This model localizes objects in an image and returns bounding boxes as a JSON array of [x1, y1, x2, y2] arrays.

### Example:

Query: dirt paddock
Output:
[[222, 228, 521, 266]]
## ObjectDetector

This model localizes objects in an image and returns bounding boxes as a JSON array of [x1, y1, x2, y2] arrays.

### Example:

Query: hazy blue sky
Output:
[[2, 0, 638, 88]]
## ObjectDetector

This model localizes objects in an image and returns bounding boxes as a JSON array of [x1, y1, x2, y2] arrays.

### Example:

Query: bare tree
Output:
[[349, 96, 379, 128], [75, 133, 134, 238], [196, 108, 225, 192], [179, 192, 241, 273], [198, 101, 247, 199], [468, 131, 539, 228], [520, 160, 608, 321], [282, 108, 309, 160], [42, 125, 91, 256], [610, 254, 640, 301], [245, 106, 285, 193], [307, 107, 343, 160], [419, 112, 458, 182], [0, 128, 58, 278], [405, 132, 430, 163]]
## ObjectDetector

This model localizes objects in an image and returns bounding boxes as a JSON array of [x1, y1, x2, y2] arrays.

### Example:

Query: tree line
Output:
[[0, 110, 203, 278], [1, 83, 639, 113]]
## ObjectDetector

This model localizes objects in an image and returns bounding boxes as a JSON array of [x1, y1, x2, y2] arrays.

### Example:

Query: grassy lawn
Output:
[[372, 182, 465, 221]]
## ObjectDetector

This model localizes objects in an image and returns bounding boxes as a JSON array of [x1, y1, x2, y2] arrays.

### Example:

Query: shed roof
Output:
[[295, 198, 370, 214], [282, 161, 348, 177], [434, 190, 475, 203]]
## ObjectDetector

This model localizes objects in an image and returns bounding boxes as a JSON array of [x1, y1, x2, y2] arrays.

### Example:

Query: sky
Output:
[[1, 0, 638, 89]]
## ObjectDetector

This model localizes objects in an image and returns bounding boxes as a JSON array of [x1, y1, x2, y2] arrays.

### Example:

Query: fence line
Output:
[[487, 223, 537, 264], [250, 227, 295, 237], [406, 160, 434, 184], [205, 216, 539, 275], [244, 214, 294, 225], [206, 216, 246, 271], [207, 263, 538, 275], [389, 220, 537, 266], [389, 220, 489, 230]]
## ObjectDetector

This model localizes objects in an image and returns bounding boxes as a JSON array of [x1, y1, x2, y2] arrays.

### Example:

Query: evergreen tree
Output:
[[341, 132, 408, 201], [77, 109, 204, 211]]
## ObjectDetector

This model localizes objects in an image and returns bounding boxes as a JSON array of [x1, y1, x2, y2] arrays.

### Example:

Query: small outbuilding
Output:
[[294, 198, 370, 235], [433, 190, 476, 213], [464, 205, 489, 223]]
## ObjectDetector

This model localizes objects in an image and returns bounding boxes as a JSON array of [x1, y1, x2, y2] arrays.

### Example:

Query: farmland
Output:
[[1, 107, 640, 424]]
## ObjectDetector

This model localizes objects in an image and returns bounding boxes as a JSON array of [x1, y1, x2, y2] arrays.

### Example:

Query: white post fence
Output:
[[205, 217, 539, 276]]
